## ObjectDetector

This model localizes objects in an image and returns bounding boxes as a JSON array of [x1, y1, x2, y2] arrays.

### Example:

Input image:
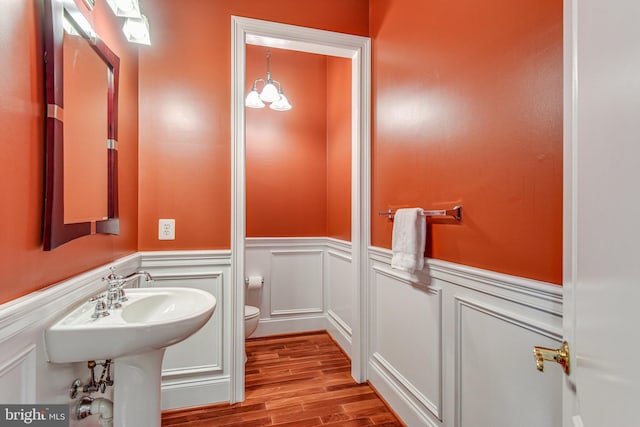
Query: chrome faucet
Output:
[[96, 268, 154, 313], [121, 270, 154, 284]]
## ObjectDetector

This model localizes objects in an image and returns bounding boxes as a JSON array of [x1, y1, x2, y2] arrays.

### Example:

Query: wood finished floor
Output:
[[161, 331, 404, 426]]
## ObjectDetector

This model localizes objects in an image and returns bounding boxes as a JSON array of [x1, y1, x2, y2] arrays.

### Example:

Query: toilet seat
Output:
[[244, 305, 260, 320]]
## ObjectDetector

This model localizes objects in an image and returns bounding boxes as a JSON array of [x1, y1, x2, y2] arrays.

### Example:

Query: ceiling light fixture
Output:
[[245, 49, 292, 111], [106, 0, 141, 18], [105, 0, 151, 45], [122, 14, 151, 45]]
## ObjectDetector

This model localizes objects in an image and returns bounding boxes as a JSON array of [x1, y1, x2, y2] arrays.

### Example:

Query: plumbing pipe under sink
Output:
[[76, 397, 113, 427]]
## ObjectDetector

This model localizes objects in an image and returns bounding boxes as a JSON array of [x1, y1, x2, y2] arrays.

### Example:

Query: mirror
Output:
[[63, 26, 108, 224], [42, 0, 120, 250]]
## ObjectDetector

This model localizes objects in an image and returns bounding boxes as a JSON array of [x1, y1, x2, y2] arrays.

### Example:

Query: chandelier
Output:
[[245, 49, 292, 111]]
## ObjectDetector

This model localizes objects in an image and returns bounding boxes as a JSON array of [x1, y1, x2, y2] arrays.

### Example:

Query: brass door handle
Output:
[[533, 341, 570, 375]]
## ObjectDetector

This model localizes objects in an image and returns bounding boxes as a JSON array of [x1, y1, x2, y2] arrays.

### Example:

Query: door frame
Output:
[[230, 16, 371, 403], [562, 0, 578, 423]]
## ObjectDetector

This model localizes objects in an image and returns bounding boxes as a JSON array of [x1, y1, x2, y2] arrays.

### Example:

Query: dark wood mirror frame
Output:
[[42, 0, 120, 250]]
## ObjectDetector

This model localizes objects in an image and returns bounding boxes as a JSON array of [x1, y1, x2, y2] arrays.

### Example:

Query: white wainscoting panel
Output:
[[326, 251, 353, 329], [370, 265, 443, 421], [325, 242, 353, 356], [150, 271, 224, 377], [245, 238, 353, 351], [139, 251, 231, 410], [270, 249, 324, 315], [0, 345, 36, 404], [455, 297, 562, 427], [367, 247, 563, 427]]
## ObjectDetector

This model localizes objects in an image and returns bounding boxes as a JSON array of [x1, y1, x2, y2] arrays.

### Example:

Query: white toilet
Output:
[[244, 305, 260, 338]]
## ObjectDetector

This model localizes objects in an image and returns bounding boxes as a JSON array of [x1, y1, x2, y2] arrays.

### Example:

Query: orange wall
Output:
[[137, 0, 369, 249], [0, 0, 138, 304], [0, 0, 562, 304], [326, 57, 352, 241], [370, 0, 563, 283], [245, 48, 352, 239], [246, 47, 328, 237]]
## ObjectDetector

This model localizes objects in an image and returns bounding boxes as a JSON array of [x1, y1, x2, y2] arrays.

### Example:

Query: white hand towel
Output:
[[391, 208, 426, 273]]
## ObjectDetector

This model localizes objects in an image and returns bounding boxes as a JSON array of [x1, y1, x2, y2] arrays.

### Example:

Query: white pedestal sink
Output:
[[45, 287, 216, 426]]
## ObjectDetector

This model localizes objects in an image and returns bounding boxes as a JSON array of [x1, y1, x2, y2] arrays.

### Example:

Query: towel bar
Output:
[[378, 205, 462, 221]]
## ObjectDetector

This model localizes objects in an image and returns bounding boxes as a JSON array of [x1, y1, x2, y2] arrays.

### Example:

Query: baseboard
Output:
[[368, 358, 439, 427], [161, 375, 231, 410], [251, 314, 328, 338], [326, 309, 352, 357]]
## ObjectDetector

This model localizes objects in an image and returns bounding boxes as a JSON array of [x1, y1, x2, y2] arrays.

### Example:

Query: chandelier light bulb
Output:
[[245, 87, 265, 108], [259, 81, 280, 103], [270, 93, 292, 111]]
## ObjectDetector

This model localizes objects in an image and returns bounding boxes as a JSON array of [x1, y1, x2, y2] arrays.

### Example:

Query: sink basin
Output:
[[45, 286, 216, 426], [45, 287, 216, 363]]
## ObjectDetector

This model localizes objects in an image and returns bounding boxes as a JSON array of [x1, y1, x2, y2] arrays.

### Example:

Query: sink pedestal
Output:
[[114, 349, 166, 427]]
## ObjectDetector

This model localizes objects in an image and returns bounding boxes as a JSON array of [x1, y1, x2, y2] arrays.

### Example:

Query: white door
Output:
[[563, 0, 640, 426]]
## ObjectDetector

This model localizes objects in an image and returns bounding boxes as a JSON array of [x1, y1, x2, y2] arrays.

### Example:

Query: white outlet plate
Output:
[[158, 219, 175, 240]]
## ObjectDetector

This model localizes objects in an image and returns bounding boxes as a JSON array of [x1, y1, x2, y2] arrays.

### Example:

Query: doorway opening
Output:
[[230, 16, 371, 403]]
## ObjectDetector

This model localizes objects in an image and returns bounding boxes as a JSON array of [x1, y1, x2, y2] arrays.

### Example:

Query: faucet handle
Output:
[[89, 292, 106, 302], [91, 293, 110, 319], [104, 274, 127, 307], [106, 286, 122, 309], [118, 287, 128, 303], [104, 266, 122, 282], [103, 269, 124, 292]]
